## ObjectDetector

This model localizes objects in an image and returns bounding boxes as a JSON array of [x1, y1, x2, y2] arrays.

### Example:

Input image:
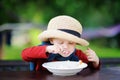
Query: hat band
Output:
[[59, 29, 81, 38]]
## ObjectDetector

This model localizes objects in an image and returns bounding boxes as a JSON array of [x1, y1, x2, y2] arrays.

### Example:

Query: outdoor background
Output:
[[0, 0, 120, 60]]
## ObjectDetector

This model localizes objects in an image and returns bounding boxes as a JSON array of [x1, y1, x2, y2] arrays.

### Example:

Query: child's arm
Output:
[[21, 46, 48, 62], [84, 48, 100, 68]]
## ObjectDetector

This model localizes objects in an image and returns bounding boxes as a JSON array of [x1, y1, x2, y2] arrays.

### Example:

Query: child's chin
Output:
[[60, 54, 71, 57]]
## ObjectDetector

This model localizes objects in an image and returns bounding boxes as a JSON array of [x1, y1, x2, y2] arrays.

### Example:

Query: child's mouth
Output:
[[60, 50, 71, 57], [63, 51, 69, 55]]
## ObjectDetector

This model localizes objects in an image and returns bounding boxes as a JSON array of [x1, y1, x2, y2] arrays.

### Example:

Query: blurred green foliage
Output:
[[0, 0, 120, 27], [27, 28, 42, 45]]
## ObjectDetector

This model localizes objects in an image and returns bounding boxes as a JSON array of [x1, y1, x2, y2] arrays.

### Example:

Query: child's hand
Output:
[[46, 45, 71, 57], [46, 45, 61, 54], [84, 48, 99, 68]]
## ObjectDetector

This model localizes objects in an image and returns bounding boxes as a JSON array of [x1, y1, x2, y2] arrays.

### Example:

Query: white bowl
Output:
[[42, 61, 87, 76]]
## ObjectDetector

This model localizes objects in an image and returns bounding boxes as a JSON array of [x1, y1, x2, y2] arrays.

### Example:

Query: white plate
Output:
[[42, 61, 87, 76]]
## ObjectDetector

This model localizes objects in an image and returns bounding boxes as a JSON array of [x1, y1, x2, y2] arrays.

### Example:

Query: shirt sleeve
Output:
[[76, 49, 89, 63], [21, 45, 48, 62]]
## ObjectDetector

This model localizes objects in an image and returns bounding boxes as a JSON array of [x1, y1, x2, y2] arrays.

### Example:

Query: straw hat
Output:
[[38, 15, 89, 46]]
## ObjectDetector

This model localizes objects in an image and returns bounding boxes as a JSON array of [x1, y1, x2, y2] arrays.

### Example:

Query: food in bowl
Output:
[[42, 61, 87, 76]]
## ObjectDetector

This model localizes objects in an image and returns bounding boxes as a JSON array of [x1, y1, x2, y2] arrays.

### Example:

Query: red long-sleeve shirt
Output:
[[21, 45, 100, 71]]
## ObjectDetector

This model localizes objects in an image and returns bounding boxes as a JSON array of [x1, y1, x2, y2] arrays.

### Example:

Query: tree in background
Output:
[[0, 0, 120, 27]]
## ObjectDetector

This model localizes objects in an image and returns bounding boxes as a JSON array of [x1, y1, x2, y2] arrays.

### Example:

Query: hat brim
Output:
[[38, 30, 89, 46]]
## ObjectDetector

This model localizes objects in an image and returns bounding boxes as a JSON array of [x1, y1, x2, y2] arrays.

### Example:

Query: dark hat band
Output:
[[59, 29, 81, 38]]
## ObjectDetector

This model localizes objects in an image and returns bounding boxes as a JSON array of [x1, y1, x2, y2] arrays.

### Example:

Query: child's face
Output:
[[50, 38, 76, 57]]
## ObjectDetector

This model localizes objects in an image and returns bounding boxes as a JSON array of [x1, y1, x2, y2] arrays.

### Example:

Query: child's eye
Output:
[[58, 42, 63, 44], [69, 42, 74, 44]]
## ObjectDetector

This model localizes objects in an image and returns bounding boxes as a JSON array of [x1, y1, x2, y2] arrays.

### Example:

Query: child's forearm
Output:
[[21, 46, 48, 61]]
